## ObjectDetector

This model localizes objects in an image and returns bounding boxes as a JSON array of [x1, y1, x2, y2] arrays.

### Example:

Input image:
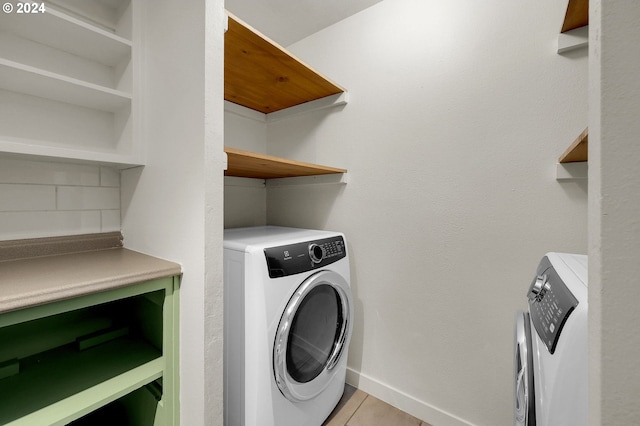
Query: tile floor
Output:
[[323, 385, 432, 426]]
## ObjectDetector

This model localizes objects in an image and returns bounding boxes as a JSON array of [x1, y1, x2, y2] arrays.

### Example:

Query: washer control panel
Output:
[[527, 256, 579, 354], [264, 236, 346, 278]]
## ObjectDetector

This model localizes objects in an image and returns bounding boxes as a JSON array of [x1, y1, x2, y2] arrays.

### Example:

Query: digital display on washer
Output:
[[264, 236, 346, 278], [527, 256, 579, 354]]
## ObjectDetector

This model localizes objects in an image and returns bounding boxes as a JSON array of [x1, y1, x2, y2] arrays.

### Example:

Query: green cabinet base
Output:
[[0, 276, 180, 426]]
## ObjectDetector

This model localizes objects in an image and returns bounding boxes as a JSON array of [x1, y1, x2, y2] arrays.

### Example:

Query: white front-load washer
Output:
[[224, 226, 353, 426], [514, 252, 588, 425]]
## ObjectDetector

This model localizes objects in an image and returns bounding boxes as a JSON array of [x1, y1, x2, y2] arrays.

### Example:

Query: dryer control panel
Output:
[[264, 236, 346, 278], [527, 256, 579, 354]]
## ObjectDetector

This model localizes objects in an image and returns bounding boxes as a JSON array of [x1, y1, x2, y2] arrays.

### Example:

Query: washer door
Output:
[[514, 311, 536, 426], [274, 270, 353, 402]]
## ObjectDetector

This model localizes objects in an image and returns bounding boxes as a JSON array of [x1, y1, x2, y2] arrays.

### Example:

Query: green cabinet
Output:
[[0, 276, 179, 426]]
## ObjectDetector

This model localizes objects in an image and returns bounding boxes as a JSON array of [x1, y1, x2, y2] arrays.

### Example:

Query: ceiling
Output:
[[224, 0, 384, 47]]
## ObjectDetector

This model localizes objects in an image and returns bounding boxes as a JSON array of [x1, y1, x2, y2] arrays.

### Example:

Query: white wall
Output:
[[588, 1, 640, 424], [0, 158, 121, 241], [261, 1, 588, 425], [121, 1, 225, 425]]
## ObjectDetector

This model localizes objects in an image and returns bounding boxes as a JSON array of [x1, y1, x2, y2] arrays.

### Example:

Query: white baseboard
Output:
[[345, 368, 477, 426]]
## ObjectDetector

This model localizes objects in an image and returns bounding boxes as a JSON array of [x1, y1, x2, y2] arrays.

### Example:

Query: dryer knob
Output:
[[309, 243, 324, 264], [528, 274, 550, 302]]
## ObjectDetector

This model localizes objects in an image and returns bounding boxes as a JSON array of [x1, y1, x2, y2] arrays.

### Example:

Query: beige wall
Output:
[[588, 1, 640, 425]]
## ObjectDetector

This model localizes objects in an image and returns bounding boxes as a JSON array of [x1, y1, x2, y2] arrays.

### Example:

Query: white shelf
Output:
[[0, 137, 142, 169], [0, 5, 131, 67], [0, 1, 138, 167], [0, 58, 131, 112]]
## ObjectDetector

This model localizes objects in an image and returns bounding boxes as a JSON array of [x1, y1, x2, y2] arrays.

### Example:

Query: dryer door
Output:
[[514, 311, 536, 426], [274, 269, 353, 402]]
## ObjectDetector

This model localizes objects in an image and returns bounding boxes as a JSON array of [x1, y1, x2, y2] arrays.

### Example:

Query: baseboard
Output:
[[345, 368, 477, 426]]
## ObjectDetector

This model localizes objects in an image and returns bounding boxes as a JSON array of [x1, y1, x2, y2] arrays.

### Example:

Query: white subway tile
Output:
[[100, 167, 120, 187], [57, 187, 120, 210], [0, 158, 100, 186], [101, 210, 121, 232], [0, 184, 56, 212], [0, 211, 101, 241]]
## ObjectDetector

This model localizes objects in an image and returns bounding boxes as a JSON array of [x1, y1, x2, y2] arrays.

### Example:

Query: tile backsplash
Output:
[[0, 158, 121, 241]]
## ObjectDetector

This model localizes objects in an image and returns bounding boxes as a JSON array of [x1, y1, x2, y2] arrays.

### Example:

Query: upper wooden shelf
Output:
[[561, 0, 589, 32], [224, 147, 346, 179], [559, 128, 588, 163], [224, 11, 346, 114]]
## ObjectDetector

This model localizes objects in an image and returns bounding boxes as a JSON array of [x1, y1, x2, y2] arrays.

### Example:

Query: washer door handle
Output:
[[326, 306, 350, 371], [514, 311, 535, 426]]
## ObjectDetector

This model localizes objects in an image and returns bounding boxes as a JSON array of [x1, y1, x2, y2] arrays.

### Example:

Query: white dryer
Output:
[[514, 252, 588, 426], [224, 226, 353, 426]]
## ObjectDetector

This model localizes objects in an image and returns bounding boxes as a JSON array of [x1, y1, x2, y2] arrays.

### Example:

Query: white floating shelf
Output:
[[0, 59, 131, 112], [0, 6, 131, 67], [0, 137, 143, 169]]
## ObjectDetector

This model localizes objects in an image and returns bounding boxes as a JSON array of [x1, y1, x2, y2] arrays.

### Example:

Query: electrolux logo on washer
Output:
[[264, 236, 346, 278]]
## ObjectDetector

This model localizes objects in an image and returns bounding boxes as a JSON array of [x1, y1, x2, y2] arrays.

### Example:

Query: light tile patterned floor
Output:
[[323, 385, 432, 426]]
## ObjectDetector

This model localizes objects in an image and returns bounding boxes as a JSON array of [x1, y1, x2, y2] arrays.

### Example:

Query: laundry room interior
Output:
[[224, 0, 584, 422], [0, 0, 638, 425]]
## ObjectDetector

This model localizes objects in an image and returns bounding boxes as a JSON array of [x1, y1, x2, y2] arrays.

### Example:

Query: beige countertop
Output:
[[0, 248, 182, 314]]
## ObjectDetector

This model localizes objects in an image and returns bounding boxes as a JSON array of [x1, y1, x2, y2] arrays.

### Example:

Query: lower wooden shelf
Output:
[[225, 147, 347, 179], [0, 337, 162, 425]]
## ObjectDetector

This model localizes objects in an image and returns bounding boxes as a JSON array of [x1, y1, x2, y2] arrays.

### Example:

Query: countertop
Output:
[[0, 248, 182, 314]]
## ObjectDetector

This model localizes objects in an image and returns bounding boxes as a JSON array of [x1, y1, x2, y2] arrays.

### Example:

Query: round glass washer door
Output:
[[273, 269, 353, 402]]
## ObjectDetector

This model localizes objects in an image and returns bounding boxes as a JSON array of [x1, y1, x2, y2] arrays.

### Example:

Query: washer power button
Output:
[[309, 243, 324, 263]]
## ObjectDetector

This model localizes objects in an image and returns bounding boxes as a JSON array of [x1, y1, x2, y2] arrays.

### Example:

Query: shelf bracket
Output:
[[265, 92, 349, 123], [266, 173, 348, 187], [556, 162, 588, 181], [558, 26, 588, 54]]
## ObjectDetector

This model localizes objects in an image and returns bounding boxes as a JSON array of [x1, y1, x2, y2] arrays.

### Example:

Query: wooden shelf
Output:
[[561, 0, 589, 32], [559, 128, 588, 163], [224, 11, 346, 114], [225, 147, 346, 179]]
